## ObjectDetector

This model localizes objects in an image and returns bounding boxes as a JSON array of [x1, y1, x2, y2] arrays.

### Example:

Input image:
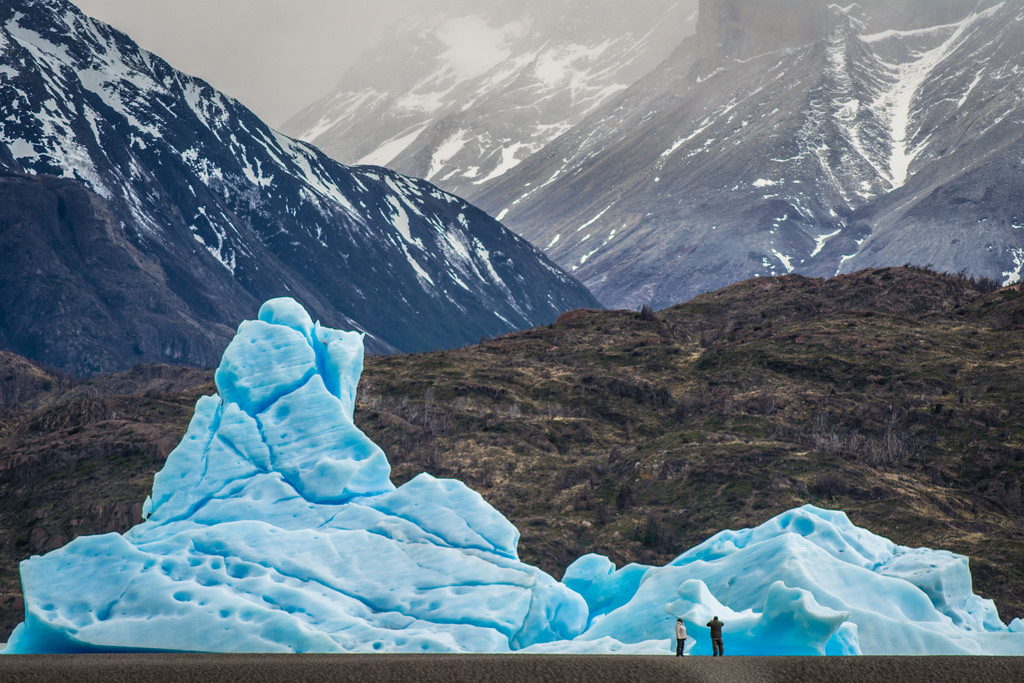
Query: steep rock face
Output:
[[0, 172, 235, 375], [0, 0, 599, 374], [282, 0, 699, 199], [473, 0, 1024, 308]]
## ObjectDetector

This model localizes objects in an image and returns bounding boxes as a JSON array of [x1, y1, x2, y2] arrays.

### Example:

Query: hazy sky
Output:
[[73, 0, 420, 127]]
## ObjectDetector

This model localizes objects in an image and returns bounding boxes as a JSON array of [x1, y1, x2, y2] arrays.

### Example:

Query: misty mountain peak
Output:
[[694, 0, 833, 71], [472, 0, 1024, 309]]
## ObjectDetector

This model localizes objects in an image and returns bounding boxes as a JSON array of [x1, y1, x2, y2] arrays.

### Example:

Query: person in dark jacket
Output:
[[706, 616, 724, 656], [675, 618, 687, 656]]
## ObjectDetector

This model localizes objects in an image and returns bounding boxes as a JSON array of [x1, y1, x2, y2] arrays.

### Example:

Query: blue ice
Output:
[[5, 299, 1023, 654]]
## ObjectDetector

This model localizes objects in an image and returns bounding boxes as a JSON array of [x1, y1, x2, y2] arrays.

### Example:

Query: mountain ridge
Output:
[[473, 0, 1024, 308], [282, 0, 699, 201], [0, 0, 599, 375], [288, 0, 1024, 310]]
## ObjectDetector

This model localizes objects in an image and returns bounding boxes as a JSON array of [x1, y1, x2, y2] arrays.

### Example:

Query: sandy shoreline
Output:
[[2, 654, 1024, 682]]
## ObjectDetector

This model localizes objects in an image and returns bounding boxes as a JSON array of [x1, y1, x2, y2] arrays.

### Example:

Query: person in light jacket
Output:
[[675, 617, 687, 656], [706, 616, 724, 656]]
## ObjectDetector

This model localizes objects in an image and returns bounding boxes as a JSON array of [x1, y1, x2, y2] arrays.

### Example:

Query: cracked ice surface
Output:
[[5, 299, 1024, 654], [5, 298, 586, 654], [562, 506, 1024, 655]]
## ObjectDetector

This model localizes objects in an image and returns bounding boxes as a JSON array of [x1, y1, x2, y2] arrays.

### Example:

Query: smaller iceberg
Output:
[[5, 298, 1024, 655], [559, 505, 1024, 655]]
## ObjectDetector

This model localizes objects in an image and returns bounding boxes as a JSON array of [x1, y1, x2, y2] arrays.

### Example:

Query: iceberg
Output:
[[563, 505, 1024, 655], [5, 298, 1024, 655]]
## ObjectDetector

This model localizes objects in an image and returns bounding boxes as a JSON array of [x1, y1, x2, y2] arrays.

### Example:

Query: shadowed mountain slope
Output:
[[0, 0, 598, 375]]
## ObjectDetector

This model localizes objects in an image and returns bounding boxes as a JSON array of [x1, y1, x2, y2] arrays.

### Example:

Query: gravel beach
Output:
[[2, 654, 1024, 682]]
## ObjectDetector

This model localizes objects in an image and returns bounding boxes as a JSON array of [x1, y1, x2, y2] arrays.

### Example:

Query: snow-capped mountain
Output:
[[472, 0, 1024, 308], [282, 0, 699, 200], [294, 0, 1023, 311], [0, 0, 599, 374]]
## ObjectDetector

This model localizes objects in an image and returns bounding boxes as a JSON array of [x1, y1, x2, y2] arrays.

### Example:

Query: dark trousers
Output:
[[712, 637, 723, 656], [676, 638, 685, 656]]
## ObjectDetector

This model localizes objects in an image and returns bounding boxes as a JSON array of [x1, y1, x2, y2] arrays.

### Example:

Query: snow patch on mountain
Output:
[[1, 0, 600, 359], [1003, 248, 1024, 285], [859, 3, 1004, 187], [472, 142, 534, 185], [437, 16, 523, 81], [428, 129, 471, 179]]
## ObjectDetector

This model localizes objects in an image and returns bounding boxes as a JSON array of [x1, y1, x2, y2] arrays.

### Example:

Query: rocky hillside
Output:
[[2, 267, 1023, 639]]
